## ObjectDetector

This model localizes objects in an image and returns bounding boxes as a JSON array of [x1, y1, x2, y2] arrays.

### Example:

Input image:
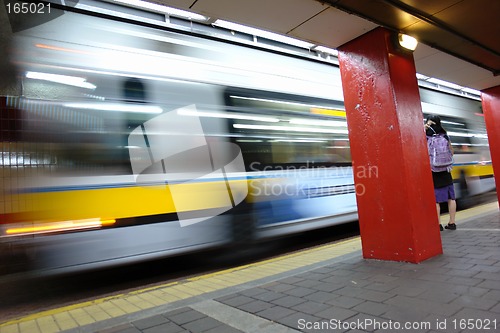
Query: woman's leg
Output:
[[446, 183, 457, 229], [436, 203, 441, 224], [448, 199, 456, 225]]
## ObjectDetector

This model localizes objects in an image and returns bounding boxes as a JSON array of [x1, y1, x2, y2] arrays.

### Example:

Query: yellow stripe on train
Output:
[[451, 163, 494, 179], [15, 180, 248, 222]]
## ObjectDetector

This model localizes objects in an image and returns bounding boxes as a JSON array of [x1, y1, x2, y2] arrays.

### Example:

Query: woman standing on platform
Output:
[[424, 115, 457, 231]]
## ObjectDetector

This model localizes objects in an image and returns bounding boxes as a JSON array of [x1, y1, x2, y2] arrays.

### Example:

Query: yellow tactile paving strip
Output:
[[451, 201, 499, 223], [0, 201, 497, 333], [0, 237, 362, 333]]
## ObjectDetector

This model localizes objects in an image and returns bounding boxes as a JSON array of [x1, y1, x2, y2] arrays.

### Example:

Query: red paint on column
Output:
[[481, 86, 500, 205], [338, 28, 442, 263]]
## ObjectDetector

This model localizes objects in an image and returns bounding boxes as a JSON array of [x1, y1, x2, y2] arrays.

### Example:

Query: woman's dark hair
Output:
[[426, 114, 447, 135]]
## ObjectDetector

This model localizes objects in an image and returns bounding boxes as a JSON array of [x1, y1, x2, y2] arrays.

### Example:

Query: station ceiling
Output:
[[154, 0, 500, 92]]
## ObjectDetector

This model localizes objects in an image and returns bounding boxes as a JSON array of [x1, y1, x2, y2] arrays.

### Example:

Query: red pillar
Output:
[[481, 86, 500, 204], [337, 27, 442, 263]]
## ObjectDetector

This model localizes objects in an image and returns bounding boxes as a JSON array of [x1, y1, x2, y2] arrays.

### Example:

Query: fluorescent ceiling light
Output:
[[398, 34, 418, 51], [461, 87, 481, 95], [416, 73, 429, 80], [64, 102, 163, 113], [313, 46, 338, 56], [427, 78, 464, 90], [418, 73, 479, 98], [26, 71, 96, 89], [177, 108, 279, 122], [213, 20, 314, 49], [110, 0, 209, 21]]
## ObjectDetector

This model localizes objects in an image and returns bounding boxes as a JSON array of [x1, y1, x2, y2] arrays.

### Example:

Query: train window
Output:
[[123, 77, 147, 103], [225, 88, 351, 171], [9, 76, 166, 176], [10, 98, 137, 176]]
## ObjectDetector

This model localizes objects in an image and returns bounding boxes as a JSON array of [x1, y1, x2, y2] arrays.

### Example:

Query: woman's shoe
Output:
[[445, 223, 457, 230], [440, 224, 444, 231]]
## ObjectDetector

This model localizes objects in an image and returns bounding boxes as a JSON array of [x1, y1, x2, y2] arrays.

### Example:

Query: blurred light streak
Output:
[[270, 139, 326, 143], [35, 43, 93, 55], [4, 219, 116, 237], [447, 131, 475, 138], [233, 123, 349, 134], [441, 120, 465, 126], [26, 71, 96, 89], [177, 108, 279, 122], [64, 102, 163, 113], [309, 108, 346, 118], [289, 118, 347, 127], [230, 95, 333, 110]]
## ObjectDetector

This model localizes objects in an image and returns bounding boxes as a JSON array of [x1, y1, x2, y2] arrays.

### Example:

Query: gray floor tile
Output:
[[132, 315, 169, 330], [255, 305, 296, 321], [167, 309, 206, 325], [142, 322, 185, 333], [181, 317, 223, 332]]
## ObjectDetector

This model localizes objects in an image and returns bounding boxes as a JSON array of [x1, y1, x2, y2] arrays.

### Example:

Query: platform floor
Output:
[[1, 202, 499, 333]]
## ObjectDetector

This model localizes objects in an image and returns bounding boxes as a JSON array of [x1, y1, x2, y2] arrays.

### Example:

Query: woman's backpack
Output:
[[427, 134, 454, 172]]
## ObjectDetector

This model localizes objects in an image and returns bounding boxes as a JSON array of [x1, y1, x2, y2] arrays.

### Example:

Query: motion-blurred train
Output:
[[0, 1, 494, 275]]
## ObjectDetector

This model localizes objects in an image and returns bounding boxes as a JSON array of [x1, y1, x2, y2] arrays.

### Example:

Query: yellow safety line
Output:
[[1, 201, 497, 333], [0, 237, 361, 332], [437, 201, 498, 226]]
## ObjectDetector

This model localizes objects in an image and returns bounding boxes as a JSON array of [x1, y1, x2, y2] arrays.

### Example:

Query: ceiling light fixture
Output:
[[110, 0, 209, 22], [213, 20, 314, 49], [398, 33, 418, 51], [427, 78, 464, 90], [313, 46, 338, 56]]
